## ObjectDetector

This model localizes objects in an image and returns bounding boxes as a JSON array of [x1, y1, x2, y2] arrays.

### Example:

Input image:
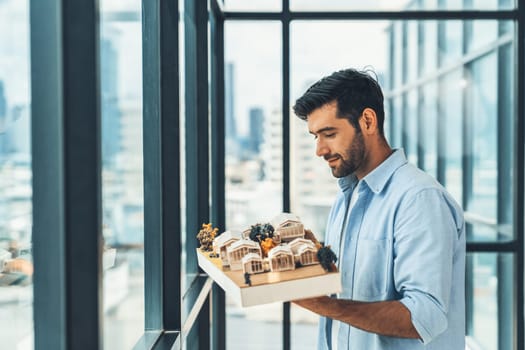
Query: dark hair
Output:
[[293, 68, 385, 135]]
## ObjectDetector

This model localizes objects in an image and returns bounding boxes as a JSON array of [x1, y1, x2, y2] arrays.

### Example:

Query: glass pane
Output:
[[390, 95, 403, 148], [421, 21, 438, 74], [0, 0, 33, 348], [404, 90, 418, 165], [290, 19, 388, 346], [465, 53, 497, 223], [224, 0, 281, 12], [291, 20, 389, 240], [224, 21, 283, 349], [100, 1, 144, 348], [467, 20, 498, 53], [290, 0, 514, 11], [466, 252, 514, 349], [498, 43, 513, 239], [291, 304, 317, 350], [406, 21, 418, 83], [392, 22, 403, 88], [421, 82, 438, 178], [439, 21, 463, 67], [440, 69, 463, 205]]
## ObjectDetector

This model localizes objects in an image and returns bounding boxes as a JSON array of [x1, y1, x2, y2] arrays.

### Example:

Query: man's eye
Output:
[[325, 133, 335, 138]]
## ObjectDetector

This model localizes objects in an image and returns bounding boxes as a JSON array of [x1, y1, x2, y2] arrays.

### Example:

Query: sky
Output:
[[0, 1, 30, 106], [0, 0, 404, 119], [225, 20, 390, 135]]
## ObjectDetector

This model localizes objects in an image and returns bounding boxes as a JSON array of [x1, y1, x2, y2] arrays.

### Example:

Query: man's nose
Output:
[[316, 140, 329, 157]]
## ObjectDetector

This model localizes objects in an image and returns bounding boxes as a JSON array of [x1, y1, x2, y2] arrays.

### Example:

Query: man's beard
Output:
[[326, 131, 365, 178]]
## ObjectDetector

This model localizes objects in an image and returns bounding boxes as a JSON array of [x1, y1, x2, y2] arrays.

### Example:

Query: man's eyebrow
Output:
[[309, 126, 337, 135]]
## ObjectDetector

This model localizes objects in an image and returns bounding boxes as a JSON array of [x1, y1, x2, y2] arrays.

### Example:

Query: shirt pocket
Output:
[[353, 238, 391, 300]]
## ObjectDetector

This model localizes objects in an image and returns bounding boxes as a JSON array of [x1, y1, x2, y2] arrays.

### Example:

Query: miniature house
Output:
[[241, 228, 251, 240], [271, 213, 305, 242], [288, 238, 319, 266], [213, 230, 242, 266], [296, 244, 319, 266], [227, 239, 262, 271], [268, 245, 295, 272], [241, 253, 265, 274], [288, 238, 315, 254]]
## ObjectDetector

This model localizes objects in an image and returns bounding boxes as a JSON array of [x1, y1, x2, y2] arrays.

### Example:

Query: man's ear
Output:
[[359, 108, 378, 135]]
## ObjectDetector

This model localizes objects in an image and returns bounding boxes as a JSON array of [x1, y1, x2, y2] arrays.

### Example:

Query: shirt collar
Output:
[[337, 172, 359, 193], [337, 148, 408, 194]]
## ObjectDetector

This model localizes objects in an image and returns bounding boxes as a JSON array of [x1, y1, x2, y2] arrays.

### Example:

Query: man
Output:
[[292, 68, 465, 349]]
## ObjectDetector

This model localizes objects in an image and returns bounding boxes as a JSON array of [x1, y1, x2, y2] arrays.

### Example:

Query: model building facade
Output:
[[205, 213, 321, 275], [213, 230, 242, 266]]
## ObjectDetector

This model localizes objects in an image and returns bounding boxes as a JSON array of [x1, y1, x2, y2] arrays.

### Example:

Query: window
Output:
[[387, 18, 516, 347], [100, 1, 145, 348], [0, 0, 33, 348], [224, 20, 284, 349], [8, 1, 523, 349]]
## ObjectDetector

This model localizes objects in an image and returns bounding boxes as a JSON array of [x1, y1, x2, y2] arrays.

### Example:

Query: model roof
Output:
[[270, 213, 301, 227], [214, 230, 242, 247]]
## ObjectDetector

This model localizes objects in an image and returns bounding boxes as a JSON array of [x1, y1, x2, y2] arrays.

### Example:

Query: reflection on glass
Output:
[[406, 21, 418, 83], [466, 252, 513, 349], [421, 82, 438, 178], [390, 96, 403, 149], [441, 69, 463, 204], [421, 21, 438, 75], [404, 90, 418, 165], [392, 21, 403, 89], [467, 20, 498, 54], [439, 21, 463, 67], [0, 0, 33, 348], [100, 1, 144, 348], [466, 53, 497, 228], [498, 43, 514, 239], [224, 21, 283, 349]]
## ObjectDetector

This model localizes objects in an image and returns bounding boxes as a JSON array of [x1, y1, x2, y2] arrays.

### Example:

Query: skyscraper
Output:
[[4, 104, 30, 156], [0, 80, 6, 124], [100, 37, 121, 168], [0, 80, 6, 154], [248, 107, 264, 155], [225, 62, 238, 154]]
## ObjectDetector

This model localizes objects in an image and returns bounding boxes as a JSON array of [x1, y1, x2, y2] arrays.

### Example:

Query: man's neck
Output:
[[355, 138, 392, 180]]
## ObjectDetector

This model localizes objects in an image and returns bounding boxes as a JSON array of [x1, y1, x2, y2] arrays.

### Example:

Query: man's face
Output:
[[307, 102, 365, 178]]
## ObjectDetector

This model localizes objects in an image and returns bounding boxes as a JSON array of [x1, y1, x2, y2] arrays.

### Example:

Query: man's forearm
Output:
[[293, 296, 420, 339]]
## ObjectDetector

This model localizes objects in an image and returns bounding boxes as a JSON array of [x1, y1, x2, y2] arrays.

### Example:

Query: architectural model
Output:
[[196, 213, 341, 307]]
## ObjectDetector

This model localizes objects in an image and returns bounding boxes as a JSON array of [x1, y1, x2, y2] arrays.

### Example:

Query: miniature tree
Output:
[[249, 223, 274, 243], [197, 223, 219, 251], [260, 237, 277, 257], [317, 245, 338, 272]]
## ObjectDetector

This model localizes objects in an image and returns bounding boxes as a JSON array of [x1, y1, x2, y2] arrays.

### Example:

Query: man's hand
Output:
[[292, 295, 330, 309], [292, 296, 421, 340]]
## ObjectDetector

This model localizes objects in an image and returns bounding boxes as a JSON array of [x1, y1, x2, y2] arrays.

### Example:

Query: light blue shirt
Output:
[[318, 149, 466, 350]]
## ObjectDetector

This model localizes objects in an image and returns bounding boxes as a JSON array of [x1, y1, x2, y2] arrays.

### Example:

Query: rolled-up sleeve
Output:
[[393, 188, 458, 344]]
